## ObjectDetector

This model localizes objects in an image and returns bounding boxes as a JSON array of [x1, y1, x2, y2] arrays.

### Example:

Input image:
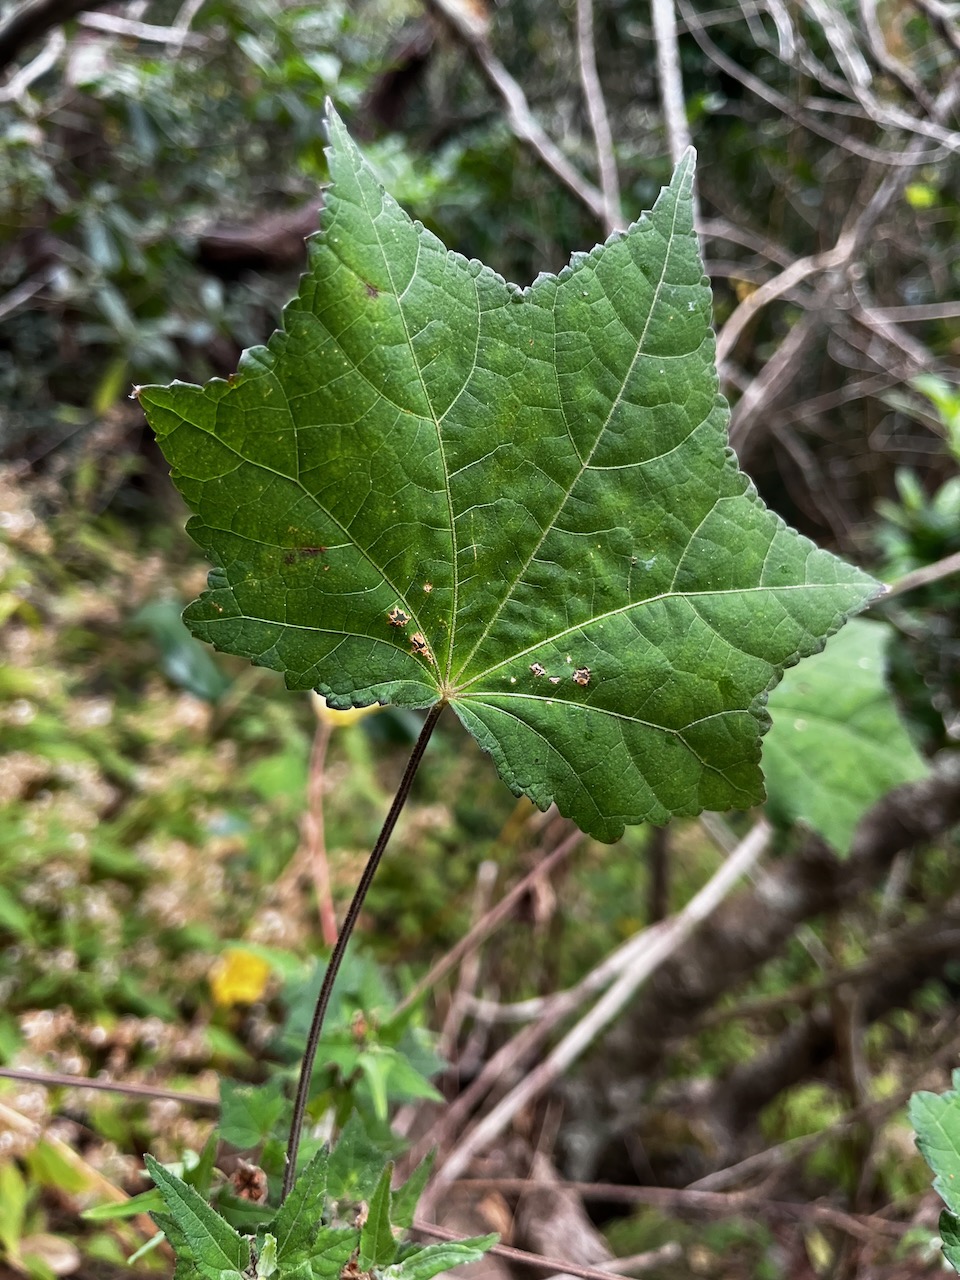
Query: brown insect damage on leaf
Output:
[[388, 607, 410, 627], [410, 632, 434, 663]]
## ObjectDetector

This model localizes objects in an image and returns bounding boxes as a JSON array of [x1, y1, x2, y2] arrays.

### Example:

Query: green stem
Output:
[[281, 700, 446, 1201]]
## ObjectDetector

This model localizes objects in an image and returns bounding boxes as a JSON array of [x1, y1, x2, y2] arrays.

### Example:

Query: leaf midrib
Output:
[[452, 579, 862, 693], [356, 172, 466, 683], [447, 172, 687, 687]]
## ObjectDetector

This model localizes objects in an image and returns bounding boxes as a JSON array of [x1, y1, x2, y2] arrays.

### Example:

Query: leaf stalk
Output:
[[281, 700, 446, 1201]]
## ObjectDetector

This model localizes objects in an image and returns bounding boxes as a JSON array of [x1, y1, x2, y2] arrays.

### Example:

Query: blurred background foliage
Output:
[[1, 0, 959, 1275]]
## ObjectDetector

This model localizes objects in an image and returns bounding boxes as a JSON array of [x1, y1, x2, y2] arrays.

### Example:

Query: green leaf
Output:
[[186, 1133, 220, 1198], [391, 1154, 434, 1232], [375, 1047, 444, 1105], [146, 1156, 251, 1278], [326, 1114, 389, 1203], [134, 599, 232, 703], [358, 1050, 392, 1123], [941, 1212, 960, 1272], [763, 619, 927, 851], [81, 1189, 165, 1221], [0, 1161, 27, 1259], [268, 1148, 328, 1261], [912, 1071, 960, 1215], [384, 1236, 499, 1280], [220, 1077, 287, 1151], [301, 1226, 358, 1279], [912, 1073, 960, 1272], [359, 1164, 397, 1270], [140, 104, 878, 842], [255, 1232, 278, 1277]]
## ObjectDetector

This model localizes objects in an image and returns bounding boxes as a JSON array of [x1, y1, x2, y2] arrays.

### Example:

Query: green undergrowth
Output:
[[0, 455, 679, 1272]]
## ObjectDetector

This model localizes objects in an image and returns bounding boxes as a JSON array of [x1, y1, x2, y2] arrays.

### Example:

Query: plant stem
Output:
[[281, 700, 445, 1201]]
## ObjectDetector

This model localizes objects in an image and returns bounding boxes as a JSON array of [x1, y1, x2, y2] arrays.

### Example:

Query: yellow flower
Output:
[[210, 948, 272, 1006]]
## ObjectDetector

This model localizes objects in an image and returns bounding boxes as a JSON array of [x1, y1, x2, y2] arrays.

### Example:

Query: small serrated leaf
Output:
[[911, 1083, 960, 1218], [146, 1156, 251, 1278], [391, 1154, 434, 1232], [359, 1164, 397, 1270], [383, 1235, 498, 1280], [300, 1225, 358, 1279], [220, 1077, 286, 1151], [268, 1148, 329, 1261], [327, 1114, 389, 1203], [941, 1211, 960, 1272]]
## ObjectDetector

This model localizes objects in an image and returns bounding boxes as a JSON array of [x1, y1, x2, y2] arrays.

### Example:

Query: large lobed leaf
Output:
[[140, 105, 878, 841]]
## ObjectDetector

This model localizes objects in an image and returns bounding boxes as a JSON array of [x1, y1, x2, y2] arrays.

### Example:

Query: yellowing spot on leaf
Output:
[[311, 691, 380, 728], [210, 948, 272, 1006], [734, 278, 757, 302]]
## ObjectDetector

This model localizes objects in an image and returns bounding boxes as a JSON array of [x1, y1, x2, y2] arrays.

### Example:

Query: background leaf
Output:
[[384, 1237, 499, 1280], [358, 1164, 397, 1270], [941, 1213, 960, 1273], [763, 619, 928, 850], [326, 1113, 391, 1203]]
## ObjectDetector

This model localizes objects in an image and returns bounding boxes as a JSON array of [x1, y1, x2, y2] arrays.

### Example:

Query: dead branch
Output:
[[575, 0, 622, 235], [651, 0, 693, 170], [566, 756, 960, 1175], [0, 0, 124, 75], [429, 821, 771, 1193]]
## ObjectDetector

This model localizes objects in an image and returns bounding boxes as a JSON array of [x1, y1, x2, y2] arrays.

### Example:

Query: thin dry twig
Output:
[[0, 1064, 219, 1110], [911, 0, 960, 57], [0, 27, 63, 102], [885, 549, 960, 599], [575, 0, 622, 235], [76, 10, 207, 45], [716, 242, 850, 366], [411, 1219, 675, 1280], [688, 1024, 960, 1191], [395, 826, 584, 1017], [677, 0, 949, 165], [439, 859, 499, 1058], [302, 715, 338, 947], [857, 0, 935, 112], [651, 0, 694, 169], [429, 819, 772, 1193], [695, 923, 960, 1029], [445, 1178, 911, 1241], [0, 0, 111, 76]]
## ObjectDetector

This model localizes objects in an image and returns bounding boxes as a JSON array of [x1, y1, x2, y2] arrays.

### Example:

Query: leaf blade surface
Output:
[[140, 105, 879, 840]]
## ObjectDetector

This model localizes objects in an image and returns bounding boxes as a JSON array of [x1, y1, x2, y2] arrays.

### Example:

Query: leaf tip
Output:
[[673, 146, 698, 193]]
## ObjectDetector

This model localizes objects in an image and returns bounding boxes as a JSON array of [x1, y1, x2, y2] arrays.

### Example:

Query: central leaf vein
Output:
[[448, 182, 685, 686]]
